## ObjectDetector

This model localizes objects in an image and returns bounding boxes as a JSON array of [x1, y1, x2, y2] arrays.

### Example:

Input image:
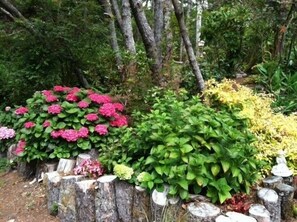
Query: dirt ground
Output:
[[0, 171, 58, 222]]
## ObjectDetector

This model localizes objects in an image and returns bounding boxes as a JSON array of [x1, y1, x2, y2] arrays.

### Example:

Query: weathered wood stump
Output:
[[275, 183, 295, 220], [45, 162, 58, 172], [115, 180, 134, 222], [163, 197, 182, 222], [151, 187, 169, 222], [57, 158, 76, 174], [76, 153, 91, 166], [263, 176, 283, 189], [43, 171, 62, 215], [187, 202, 221, 222], [257, 188, 281, 222], [17, 161, 35, 178], [132, 186, 151, 222], [58, 175, 84, 222], [95, 175, 119, 222], [248, 204, 270, 222], [75, 179, 96, 222], [225, 212, 257, 222]]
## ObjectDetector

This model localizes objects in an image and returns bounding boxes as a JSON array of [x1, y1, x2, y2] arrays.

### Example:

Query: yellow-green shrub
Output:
[[203, 79, 297, 173]]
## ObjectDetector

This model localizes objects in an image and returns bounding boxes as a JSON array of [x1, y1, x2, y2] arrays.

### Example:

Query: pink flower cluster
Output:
[[85, 113, 99, 122], [110, 115, 128, 127], [88, 93, 112, 104], [15, 107, 29, 115], [15, 140, 26, 156], [74, 159, 104, 178], [43, 120, 51, 128], [48, 104, 63, 114], [95, 124, 108, 135], [0, 127, 15, 140], [78, 100, 89, 109], [24, 121, 35, 129], [45, 94, 58, 103], [53, 86, 70, 92], [66, 93, 79, 102], [50, 127, 89, 142], [99, 103, 116, 117]]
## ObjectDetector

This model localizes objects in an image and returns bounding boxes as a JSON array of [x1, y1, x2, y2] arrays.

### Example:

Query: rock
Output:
[[216, 215, 232, 222], [249, 204, 270, 222], [262, 176, 283, 189], [225, 212, 257, 222], [115, 180, 134, 222], [132, 186, 151, 222], [75, 180, 96, 222], [187, 202, 221, 222], [76, 153, 91, 166], [58, 175, 84, 222], [257, 188, 281, 222], [151, 186, 169, 222], [43, 171, 62, 215], [275, 183, 295, 220], [57, 158, 76, 174], [95, 175, 119, 222]]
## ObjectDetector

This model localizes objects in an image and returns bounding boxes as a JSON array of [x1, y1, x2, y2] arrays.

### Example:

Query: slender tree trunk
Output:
[[154, 0, 163, 63], [163, 0, 173, 64], [129, 0, 162, 85], [195, 0, 202, 56], [0, 0, 25, 19], [172, 0, 205, 91], [110, 0, 123, 28], [122, 0, 137, 54]]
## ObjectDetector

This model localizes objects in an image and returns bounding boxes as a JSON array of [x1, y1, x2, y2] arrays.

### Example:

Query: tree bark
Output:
[[110, 0, 123, 27], [172, 0, 205, 91], [115, 180, 134, 222], [129, 0, 162, 85], [163, 0, 173, 64], [44, 171, 62, 215], [0, 0, 25, 19], [122, 0, 137, 54], [154, 0, 163, 63], [195, 0, 203, 56], [57, 158, 76, 175], [132, 186, 151, 222]]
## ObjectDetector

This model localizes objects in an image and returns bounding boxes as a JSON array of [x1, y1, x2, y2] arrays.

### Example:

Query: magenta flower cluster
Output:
[[0, 127, 15, 140], [74, 159, 104, 178], [50, 127, 90, 142]]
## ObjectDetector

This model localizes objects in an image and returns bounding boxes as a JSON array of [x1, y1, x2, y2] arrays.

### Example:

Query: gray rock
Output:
[[216, 215, 232, 222], [225, 212, 257, 222], [275, 183, 295, 220], [249, 204, 270, 222], [187, 202, 221, 222], [262, 176, 283, 189]]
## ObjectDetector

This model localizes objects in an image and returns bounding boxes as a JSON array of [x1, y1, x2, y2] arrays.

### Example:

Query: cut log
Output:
[[282, 175, 293, 186], [163, 196, 182, 222], [187, 202, 221, 222], [57, 158, 76, 174], [262, 176, 283, 189], [75, 180, 97, 222], [17, 161, 35, 179], [95, 175, 119, 222], [132, 186, 151, 222], [58, 175, 85, 222], [76, 153, 91, 166], [45, 162, 58, 172], [151, 186, 169, 222], [43, 171, 62, 215], [115, 180, 134, 222], [225, 212, 257, 222], [88, 149, 99, 160], [249, 204, 271, 222], [257, 188, 281, 222], [275, 183, 295, 220]]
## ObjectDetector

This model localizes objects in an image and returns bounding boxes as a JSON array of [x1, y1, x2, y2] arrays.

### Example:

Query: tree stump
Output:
[[132, 186, 151, 222], [151, 187, 169, 222], [58, 175, 84, 222], [257, 188, 281, 222], [43, 171, 62, 215], [225, 212, 257, 222], [45, 162, 58, 172], [263, 176, 283, 189], [75, 180, 97, 222], [187, 202, 221, 222], [57, 158, 76, 174], [163, 197, 183, 221], [115, 180, 134, 222], [248, 204, 270, 222], [76, 153, 91, 166], [95, 175, 119, 222], [275, 183, 295, 220], [17, 161, 35, 179]]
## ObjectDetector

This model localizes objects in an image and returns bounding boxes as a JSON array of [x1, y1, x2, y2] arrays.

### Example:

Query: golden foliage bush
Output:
[[203, 79, 297, 173]]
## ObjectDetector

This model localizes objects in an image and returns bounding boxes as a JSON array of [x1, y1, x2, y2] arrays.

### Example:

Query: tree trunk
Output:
[[115, 180, 134, 222], [129, 0, 162, 85], [122, 0, 137, 54], [44, 171, 62, 215], [0, 0, 25, 19], [172, 0, 205, 91], [154, 0, 163, 63], [57, 158, 76, 175], [163, 0, 173, 64], [110, 0, 123, 28], [195, 0, 203, 56], [132, 186, 151, 222]]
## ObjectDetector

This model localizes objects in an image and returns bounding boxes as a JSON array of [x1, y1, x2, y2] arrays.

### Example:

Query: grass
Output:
[[0, 157, 9, 173]]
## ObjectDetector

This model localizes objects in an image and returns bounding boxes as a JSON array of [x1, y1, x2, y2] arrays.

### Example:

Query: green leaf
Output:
[[148, 181, 154, 190], [49, 153, 56, 159], [169, 152, 179, 159], [221, 161, 230, 173], [57, 122, 66, 129], [155, 166, 163, 175], [218, 191, 232, 204], [179, 189, 189, 200], [181, 144, 193, 154], [145, 156, 155, 165], [177, 179, 188, 190], [66, 108, 79, 114], [211, 164, 221, 177], [58, 113, 66, 118], [231, 167, 240, 177], [186, 171, 196, 180]]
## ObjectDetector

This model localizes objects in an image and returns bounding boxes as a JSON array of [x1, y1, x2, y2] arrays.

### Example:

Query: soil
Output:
[[0, 171, 58, 222]]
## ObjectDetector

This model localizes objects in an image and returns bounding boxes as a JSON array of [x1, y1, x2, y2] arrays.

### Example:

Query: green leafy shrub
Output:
[[100, 90, 261, 203], [13, 86, 128, 162]]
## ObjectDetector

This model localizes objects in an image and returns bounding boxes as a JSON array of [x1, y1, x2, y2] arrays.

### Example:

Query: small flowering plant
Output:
[[113, 164, 134, 180], [74, 159, 104, 178], [0, 126, 16, 152], [13, 86, 128, 162]]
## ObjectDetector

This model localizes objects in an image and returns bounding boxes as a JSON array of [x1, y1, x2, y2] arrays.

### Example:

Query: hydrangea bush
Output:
[[0, 126, 15, 152], [13, 86, 128, 162], [74, 159, 104, 178]]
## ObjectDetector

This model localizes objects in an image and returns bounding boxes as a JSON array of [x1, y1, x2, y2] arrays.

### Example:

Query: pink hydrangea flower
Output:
[[85, 113, 99, 122], [48, 104, 63, 114], [88, 93, 112, 104], [78, 100, 89, 109], [69, 87, 80, 94], [24, 121, 35, 129], [61, 129, 79, 142], [15, 107, 29, 115], [78, 127, 89, 138], [95, 124, 108, 135], [110, 115, 128, 127], [99, 103, 116, 117], [51, 130, 63, 139], [15, 140, 26, 156], [0, 127, 15, 140], [53, 85, 69, 92], [43, 120, 51, 128], [113, 103, 124, 112], [42, 90, 52, 96], [45, 94, 58, 103], [66, 93, 79, 102]]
